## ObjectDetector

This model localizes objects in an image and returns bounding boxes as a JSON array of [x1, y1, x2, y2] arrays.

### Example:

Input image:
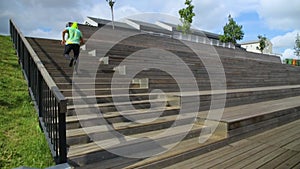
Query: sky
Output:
[[0, 0, 299, 60]]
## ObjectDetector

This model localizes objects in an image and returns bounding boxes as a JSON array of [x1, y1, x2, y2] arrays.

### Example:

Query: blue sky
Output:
[[0, 0, 299, 60]]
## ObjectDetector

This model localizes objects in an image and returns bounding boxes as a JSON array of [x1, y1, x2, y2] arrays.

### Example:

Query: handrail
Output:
[[9, 19, 67, 164], [9, 19, 66, 103]]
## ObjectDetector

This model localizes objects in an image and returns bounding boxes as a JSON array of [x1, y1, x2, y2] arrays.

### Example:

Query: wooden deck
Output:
[[23, 24, 300, 168], [164, 119, 300, 169]]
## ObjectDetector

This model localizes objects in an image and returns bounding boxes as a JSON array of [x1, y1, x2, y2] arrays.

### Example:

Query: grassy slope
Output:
[[0, 35, 54, 169]]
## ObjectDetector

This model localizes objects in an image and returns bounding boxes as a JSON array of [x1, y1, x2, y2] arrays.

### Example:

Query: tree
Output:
[[256, 35, 268, 53], [294, 33, 300, 57], [219, 14, 244, 45], [106, 0, 115, 29], [177, 0, 195, 34]]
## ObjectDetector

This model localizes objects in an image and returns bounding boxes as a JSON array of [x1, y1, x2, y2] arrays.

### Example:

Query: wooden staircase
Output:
[[25, 24, 300, 168]]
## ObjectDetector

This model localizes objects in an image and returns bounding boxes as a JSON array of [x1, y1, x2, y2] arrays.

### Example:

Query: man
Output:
[[61, 22, 84, 67]]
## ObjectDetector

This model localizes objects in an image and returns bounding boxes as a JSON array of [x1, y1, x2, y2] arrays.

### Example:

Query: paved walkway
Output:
[[164, 119, 300, 169]]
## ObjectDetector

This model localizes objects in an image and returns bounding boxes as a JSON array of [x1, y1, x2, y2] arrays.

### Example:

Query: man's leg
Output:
[[63, 45, 72, 60], [69, 57, 74, 67], [69, 44, 80, 67], [73, 45, 80, 67]]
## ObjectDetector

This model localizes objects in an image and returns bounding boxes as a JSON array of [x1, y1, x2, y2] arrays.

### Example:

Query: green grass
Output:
[[0, 35, 54, 169]]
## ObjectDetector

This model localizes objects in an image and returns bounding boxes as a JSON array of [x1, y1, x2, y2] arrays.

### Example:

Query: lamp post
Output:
[[106, 0, 115, 30]]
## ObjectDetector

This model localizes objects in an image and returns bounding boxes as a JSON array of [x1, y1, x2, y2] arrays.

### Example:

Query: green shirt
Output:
[[66, 27, 82, 45]]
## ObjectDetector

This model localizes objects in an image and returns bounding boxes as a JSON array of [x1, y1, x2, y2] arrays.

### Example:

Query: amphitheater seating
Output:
[[25, 24, 300, 168]]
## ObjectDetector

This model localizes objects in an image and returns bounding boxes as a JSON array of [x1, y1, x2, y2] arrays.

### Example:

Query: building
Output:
[[84, 17, 237, 49], [84, 16, 136, 30], [241, 39, 273, 55]]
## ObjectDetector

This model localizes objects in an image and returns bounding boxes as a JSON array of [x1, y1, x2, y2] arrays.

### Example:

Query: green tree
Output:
[[294, 33, 300, 57], [177, 0, 195, 34], [219, 14, 244, 44], [256, 35, 268, 53], [106, 0, 115, 29]]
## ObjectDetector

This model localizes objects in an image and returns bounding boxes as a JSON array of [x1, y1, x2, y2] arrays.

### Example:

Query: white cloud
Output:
[[116, 6, 141, 19], [281, 48, 298, 61], [258, 0, 300, 30], [160, 0, 184, 17], [189, 0, 260, 32], [17, 0, 80, 8], [27, 29, 61, 40], [271, 30, 300, 49], [80, 2, 110, 20]]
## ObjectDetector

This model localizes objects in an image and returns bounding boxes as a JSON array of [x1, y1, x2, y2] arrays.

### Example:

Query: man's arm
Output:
[[79, 31, 84, 45], [80, 37, 84, 46], [61, 29, 68, 45]]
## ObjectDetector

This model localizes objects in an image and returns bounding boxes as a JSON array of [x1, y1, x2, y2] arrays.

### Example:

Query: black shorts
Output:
[[64, 44, 80, 59]]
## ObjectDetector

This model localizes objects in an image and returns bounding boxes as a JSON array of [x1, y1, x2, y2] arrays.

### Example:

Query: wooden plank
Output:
[[276, 152, 300, 169], [227, 113, 299, 138], [67, 110, 196, 138], [58, 82, 300, 99], [164, 141, 262, 169], [66, 114, 99, 123], [67, 111, 177, 137], [67, 125, 108, 138], [247, 120, 300, 141], [61, 87, 142, 92], [199, 96, 300, 123], [68, 123, 207, 157], [103, 106, 180, 119], [223, 97, 300, 121], [258, 150, 298, 169], [161, 141, 243, 169], [191, 142, 263, 168], [225, 96, 300, 118], [162, 147, 229, 169], [67, 97, 178, 109], [243, 148, 287, 169], [64, 85, 300, 100], [290, 143, 300, 151], [255, 126, 300, 147], [206, 143, 270, 169], [162, 120, 300, 169], [125, 134, 226, 169], [111, 112, 188, 130], [79, 156, 140, 169], [271, 132, 300, 148], [291, 161, 300, 169], [66, 106, 180, 123], [282, 134, 300, 151], [224, 145, 279, 169]]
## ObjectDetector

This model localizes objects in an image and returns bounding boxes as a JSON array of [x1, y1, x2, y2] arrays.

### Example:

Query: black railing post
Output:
[[37, 72, 43, 117], [58, 99, 67, 163], [21, 39, 24, 62], [16, 33, 19, 54]]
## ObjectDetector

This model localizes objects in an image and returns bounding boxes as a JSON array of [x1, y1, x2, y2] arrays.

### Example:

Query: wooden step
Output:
[[67, 96, 179, 110], [66, 110, 197, 146], [25, 31, 300, 169], [76, 133, 226, 168], [163, 119, 300, 169], [197, 95, 300, 139], [67, 123, 214, 166], [66, 106, 180, 129]]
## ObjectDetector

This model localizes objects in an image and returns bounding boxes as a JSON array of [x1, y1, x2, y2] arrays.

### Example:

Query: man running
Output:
[[61, 22, 84, 67]]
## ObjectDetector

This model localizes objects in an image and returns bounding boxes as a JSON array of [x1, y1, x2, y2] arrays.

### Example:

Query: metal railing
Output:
[[9, 19, 67, 164], [173, 32, 236, 49]]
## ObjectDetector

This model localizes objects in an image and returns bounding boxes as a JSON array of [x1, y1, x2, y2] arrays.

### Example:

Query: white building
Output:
[[241, 39, 273, 55], [84, 17, 236, 49]]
